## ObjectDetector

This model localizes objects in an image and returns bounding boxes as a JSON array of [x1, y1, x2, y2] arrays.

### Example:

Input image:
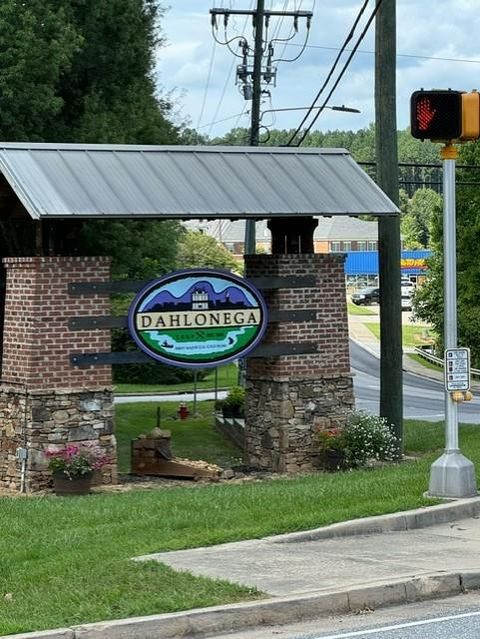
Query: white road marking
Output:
[[311, 609, 480, 638]]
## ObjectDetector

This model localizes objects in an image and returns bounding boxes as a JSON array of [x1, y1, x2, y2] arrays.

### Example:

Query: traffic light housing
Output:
[[410, 90, 480, 142]]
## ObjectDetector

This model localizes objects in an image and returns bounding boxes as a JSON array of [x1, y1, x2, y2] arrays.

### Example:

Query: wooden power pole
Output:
[[244, 0, 265, 255], [375, 0, 403, 448]]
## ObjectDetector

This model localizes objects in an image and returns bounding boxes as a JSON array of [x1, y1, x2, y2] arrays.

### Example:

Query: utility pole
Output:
[[210, 4, 312, 255], [245, 0, 265, 254], [375, 0, 403, 448]]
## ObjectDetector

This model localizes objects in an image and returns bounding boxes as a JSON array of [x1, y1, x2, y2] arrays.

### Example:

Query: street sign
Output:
[[444, 347, 471, 392]]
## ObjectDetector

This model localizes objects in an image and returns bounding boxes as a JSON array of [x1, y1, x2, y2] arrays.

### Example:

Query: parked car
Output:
[[401, 295, 412, 311], [401, 279, 416, 296], [351, 287, 380, 306]]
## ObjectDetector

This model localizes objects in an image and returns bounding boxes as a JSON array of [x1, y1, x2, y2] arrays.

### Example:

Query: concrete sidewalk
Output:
[[11, 499, 480, 639], [139, 500, 480, 599]]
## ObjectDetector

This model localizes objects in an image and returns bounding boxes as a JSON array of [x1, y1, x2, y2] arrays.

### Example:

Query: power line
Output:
[[286, 0, 370, 145], [207, 1, 254, 137], [283, 42, 480, 66], [291, 0, 385, 146], [196, 39, 217, 130]]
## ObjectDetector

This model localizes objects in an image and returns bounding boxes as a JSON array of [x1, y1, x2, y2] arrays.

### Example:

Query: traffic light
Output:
[[410, 90, 480, 142]]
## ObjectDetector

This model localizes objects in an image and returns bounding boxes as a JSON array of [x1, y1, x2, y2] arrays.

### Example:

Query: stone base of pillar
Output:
[[245, 375, 354, 473], [0, 385, 117, 492]]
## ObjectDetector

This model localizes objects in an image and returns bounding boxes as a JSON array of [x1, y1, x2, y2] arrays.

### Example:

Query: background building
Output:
[[184, 218, 430, 291]]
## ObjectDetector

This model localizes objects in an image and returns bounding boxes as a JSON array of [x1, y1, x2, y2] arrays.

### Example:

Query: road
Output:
[[115, 341, 480, 424], [350, 340, 480, 423], [206, 592, 480, 639]]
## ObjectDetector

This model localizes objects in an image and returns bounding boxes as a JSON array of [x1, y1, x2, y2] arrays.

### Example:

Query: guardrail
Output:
[[413, 347, 480, 379]]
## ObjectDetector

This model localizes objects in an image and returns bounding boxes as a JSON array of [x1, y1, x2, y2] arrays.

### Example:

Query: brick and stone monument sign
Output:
[[0, 256, 117, 492]]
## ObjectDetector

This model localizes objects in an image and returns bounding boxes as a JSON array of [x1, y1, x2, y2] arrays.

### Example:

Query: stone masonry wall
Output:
[[245, 253, 354, 473], [0, 387, 116, 492], [0, 256, 117, 492]]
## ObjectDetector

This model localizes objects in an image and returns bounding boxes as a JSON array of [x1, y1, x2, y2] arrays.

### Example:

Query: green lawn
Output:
[[347, 302, 376, 316], [116, 401, 242, 473], [1, 415, 475, 635], [365, 323, 434, 348], [115, 362, 238, 394], [407, 352, 443, 372]]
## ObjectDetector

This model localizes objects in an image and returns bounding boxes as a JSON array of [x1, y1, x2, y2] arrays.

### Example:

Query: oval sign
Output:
[[128, 269, 268, 368]]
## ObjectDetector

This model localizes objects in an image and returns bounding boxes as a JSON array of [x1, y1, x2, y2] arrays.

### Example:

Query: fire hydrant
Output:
[[178, 402, 190, 420]]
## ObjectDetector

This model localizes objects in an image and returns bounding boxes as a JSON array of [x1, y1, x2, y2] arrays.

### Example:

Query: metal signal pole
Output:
[[428, 144, 477, 498]]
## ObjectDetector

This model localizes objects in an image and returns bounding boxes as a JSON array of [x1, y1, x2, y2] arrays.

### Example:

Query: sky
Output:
[[155, 1, 480, 138]]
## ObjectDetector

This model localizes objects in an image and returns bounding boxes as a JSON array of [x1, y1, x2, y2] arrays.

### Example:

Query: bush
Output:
[[342, 411, 399, 468], [224, 386, 245, 407], [112, 329, 209, 385]]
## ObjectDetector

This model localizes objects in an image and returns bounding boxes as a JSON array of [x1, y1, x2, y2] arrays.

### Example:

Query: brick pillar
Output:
[[0, 257, 117, 492], [245, 254, 355, 473]]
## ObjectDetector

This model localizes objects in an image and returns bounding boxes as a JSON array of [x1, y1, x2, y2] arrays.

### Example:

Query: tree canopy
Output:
[[0, 1, 183, 279], [176, 231, 242, 274]]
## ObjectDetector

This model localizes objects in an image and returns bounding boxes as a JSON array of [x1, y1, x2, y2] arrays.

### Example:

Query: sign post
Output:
[[428, 145, 477, 498]]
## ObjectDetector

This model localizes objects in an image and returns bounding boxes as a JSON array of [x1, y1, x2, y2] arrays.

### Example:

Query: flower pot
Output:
[[222, 405, 235, 419], [321, 450, 345, 472], [52, 471, 93, 496]]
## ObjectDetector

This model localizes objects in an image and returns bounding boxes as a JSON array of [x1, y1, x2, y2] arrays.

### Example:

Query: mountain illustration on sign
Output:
[[143, 281, 255, 312]]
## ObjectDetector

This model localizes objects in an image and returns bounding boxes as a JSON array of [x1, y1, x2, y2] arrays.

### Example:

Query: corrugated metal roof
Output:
[[0, 143, 399, 220]]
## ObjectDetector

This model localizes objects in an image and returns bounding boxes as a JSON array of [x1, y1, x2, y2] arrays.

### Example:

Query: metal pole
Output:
[[428, 144, 477, 498], [443, 154, 458, 452], [193, 369, 198, 416]]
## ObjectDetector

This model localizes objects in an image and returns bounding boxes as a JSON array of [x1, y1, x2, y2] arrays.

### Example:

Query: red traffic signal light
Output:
[[411, 90, 480, 142], [411, 90, 462, 141]]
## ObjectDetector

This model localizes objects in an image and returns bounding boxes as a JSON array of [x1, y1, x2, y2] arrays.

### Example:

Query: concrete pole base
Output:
[[428, 450, 478, 498]]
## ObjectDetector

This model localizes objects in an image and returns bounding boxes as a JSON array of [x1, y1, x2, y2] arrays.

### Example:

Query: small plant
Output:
[[45, 443, 109, 479], [316, 426, 346, 453], [342, 411, 399, 468], [224, 386, 246, 407]]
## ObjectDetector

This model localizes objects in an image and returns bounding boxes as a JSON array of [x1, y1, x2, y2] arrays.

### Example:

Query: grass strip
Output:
[[347, 302, 376, 316], [365, 323, 434, 348], [407, 353, 443, 372], [115, 363, 238, 394], [0, 417, 476, 635]]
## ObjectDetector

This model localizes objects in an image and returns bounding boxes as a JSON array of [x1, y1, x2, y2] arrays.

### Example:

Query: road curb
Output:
[[6, 572, 480, 639], [267, 496, 480, 543]]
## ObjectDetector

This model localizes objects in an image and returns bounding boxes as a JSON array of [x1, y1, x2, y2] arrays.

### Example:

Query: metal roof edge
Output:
[[0, 156, 42, 219], [0, 142, 351, 155]]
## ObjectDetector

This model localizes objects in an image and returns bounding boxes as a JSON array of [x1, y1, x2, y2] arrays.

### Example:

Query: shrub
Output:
[[342, 411, 399, 468], [112, 328, 209, 384], [224, 386, 245, 407]]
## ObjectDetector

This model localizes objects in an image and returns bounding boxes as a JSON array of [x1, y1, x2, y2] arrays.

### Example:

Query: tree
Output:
[[52, 0, 178, 145], [413, 174, 480, 366], [176, 231, 242, 274], [401, 188, 441, 249], [0, 1, 80, 142], [0, 1, 182, 268]]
